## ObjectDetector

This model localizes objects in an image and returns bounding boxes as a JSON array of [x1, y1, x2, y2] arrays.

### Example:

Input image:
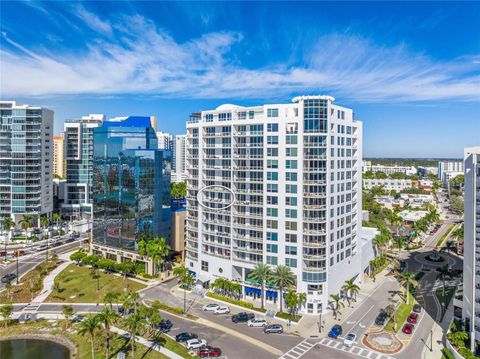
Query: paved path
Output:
[[31, 260, 71, 303]]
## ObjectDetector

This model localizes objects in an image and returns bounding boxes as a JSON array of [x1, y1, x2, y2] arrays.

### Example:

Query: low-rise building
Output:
[[442, 171, 464, 187], [398, 210, 429, 224], [373, 196, 405, 209], [360, 227, 379, 276], [363, 178, 412, 191], [362, 163, 417, 176]]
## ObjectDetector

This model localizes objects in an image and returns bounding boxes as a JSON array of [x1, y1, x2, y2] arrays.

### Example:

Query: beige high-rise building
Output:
[[53, 133, 65, 178]]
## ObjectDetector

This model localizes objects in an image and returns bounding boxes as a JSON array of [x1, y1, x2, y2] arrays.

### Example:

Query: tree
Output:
[[271, 265, 296, 313], [437, 265, 452, 314], [124, 312, 146, 359], [97, 307, 119, 359], [171, 181, 187, 198], [389, 212, 403, 256], [329, 294, 345, 320], [52, 212, 61, 230], [443, 241, 457, 255], [18, 215, 33, 242], [248, 263, 272, 310], [104, 291, 120, 311], [447, 330, 468, 348], [0, 303, 13, 327], [138, 237, 170, 275], [342, 279, 360, 304], [452, 225, 464, 242], [173, 265, 195, 313], [399, 272, 417, 304], [77, 315, 102, 359], [5, 282, 13, 301], [2, 217, 15, 238], [62, 305, 74, 329], [140, 304, 162, 338]]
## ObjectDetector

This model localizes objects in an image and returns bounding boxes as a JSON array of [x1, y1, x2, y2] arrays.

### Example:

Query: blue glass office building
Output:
[[92, 116, 171, 251]]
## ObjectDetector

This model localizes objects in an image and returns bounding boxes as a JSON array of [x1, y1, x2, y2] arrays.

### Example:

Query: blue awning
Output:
[[188, 270, 196, 277], [266, 290, 277, 298], [245, 286, 261, 295]]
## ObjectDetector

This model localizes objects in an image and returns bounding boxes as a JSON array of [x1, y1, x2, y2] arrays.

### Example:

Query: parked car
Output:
[[247, 318, 268, 327], [402, 323, 414, 334], [343, 333, 357, 347], [213, 305, 230, 314], [186, 338, 207, 350], [1, 273, 16, 283], [231, 312, 255, 323], [198, 346, 222, 358], [118, 307, 134, 316], [264, 324, 284, 334], [72, 315, 86, 323], [158, 319, 173, 332], [375, 312, 388, 326], [413, 304, 422, 313], [202, 303, 220, 312], [175, 332, 198, 342], [328, 325, 343, 338], [407, 313, 418, 324]]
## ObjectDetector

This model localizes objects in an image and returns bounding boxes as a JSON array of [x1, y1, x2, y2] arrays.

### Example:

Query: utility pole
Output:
[[430, 328, 433, 352], [16, 251, 19, 284]]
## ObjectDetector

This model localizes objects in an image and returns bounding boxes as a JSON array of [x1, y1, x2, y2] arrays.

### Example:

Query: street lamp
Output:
[[16, 250, 19, 284]]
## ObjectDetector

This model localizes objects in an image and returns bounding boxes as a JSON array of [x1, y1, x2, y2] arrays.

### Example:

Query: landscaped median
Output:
[[384, 292, 414, 333], [436, 223, 456, 248]]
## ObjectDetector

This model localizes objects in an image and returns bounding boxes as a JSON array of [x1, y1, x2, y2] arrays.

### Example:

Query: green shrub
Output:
[[275, 311, 302, 322], [458, 347, 476, 359], [442, 348, 455, 359], [206, 292, 266, 313]]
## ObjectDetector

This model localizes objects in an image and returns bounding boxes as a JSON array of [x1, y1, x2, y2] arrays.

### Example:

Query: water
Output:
[[0, 339, 70, 359]]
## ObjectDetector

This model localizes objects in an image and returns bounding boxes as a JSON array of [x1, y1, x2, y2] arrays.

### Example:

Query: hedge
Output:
[[275, 311, 302, 322], [206, 292, 266, 313]]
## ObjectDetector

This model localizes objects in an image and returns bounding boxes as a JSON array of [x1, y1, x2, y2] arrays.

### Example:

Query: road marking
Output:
[[346, 304, 375, 335], [317, 338, 395, 359], [279, 338, 315, 359], [346, 320, 356, 324]]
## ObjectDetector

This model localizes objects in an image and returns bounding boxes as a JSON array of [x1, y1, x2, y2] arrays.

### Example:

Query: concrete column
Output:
[[147, 260, 154, 276], [116, 253, 122, 264]]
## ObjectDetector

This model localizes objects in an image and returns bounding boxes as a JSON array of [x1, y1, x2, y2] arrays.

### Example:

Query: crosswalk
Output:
[[316, 337, 395, 359], [279, 338, 317, 359]]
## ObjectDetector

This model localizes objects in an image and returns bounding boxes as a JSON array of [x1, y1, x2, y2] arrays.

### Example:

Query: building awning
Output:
[[266, 290, 277, 298], [188, 270, 196, 277], [196, 272, 212, 283], [245, 286, 261, 295]]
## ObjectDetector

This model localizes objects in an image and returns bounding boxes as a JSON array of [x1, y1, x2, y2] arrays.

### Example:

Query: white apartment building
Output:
[[172, 134, 187, 183], [462, 147, 480, 353], [363, 163, 417, 176], [443, 171, 464, 187], [53, 133, 65, 178], [438, 160, 463, 180], [0, 101, 53, 224], [185, 95, 363, 315], [363, 178, 412, 191], [157, 131, 174, 151], [62, 114, 104, 219]]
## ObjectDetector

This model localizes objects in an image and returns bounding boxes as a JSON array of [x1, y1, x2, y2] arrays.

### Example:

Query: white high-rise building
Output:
[[157, 131, 173, 151], [438, 160, 464, 180], [185, 95, 363, 315], [172, 134, 187, 182], [0, 101, 53, 224], [462, 146, 480, 353]]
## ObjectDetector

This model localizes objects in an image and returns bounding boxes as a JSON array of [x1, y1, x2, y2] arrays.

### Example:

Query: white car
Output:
[[343, 333, 357, 347], [186, 338, 207, 350], [247, 318, 268, 327], [202, 303, 220, 312], [213, 305, 230, 314]]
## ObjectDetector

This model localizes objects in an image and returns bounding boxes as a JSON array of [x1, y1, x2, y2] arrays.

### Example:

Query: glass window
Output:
[[286, 148, 297, 157], [285, 172, 297, 181], [267, 244, 278, 253], [285, 246, 297, 255], [286, 209, 297, 218], [267, 232, 278, 241], [267, 160, 278, 168], [286, 197, 297, 206], [286, 135, 297, 144], [267, 108, 279, 117], [286, 160, 297, 169], [267, 208, 278, 217], [248, 111, 254, 119], [267, 123, 279, 132], [267, 256, 278, 265], [285, 258, 297, 268], [267, 172, 278, 180], [267, 136, 278, 145]]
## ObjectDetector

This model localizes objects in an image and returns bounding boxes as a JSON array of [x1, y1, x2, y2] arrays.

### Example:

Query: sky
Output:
[[0, 1, 479, 158]]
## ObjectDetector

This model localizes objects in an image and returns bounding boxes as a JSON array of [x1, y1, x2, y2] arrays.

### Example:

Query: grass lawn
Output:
[[385, 291, 414, 333], [0, 320, 173, 359], [0, 259, 61, 303], [436, 286, 456, 321], [46, 263, 146, 303]]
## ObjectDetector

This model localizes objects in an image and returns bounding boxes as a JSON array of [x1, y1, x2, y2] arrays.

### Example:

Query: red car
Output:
[[407, 313, 418, 324], [198, 346, 222, 358], [402, 323, 414, 334]]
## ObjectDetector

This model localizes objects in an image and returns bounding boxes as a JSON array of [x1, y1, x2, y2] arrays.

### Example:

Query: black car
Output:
[[231, 312, 255, 323], [1, 273, 16, 283], [118, 307, 134, 316], [52, 242, 62, 247], [413, 304, 422, 313], [158, 319, 173, 332], [375, 311, 388, 326], [264, 324, 283, 334], [175, 332, 198, 342], [65, 238, 75, 243]]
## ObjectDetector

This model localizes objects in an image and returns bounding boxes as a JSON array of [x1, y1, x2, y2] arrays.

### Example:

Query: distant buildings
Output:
[[0, 101, 53, 225], [417, 166, 438, 177], [172, 134, 187, 183], [90, 116, 172, 275], [186, 95, 364, 314], [438, 160, 463, 180], [157, 131, 174, 151], [363, 178, 412, 191], [398, 210, 429, 224], [462, 146, 480, 353], [362, 162, 417, 176], [442, 171, 464, 187], [53, 133, 65, 178], [62, 114, 104, 220]]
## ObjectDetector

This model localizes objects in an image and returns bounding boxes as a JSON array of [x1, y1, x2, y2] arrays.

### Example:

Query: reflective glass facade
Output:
[[92, 117, 171, 251]]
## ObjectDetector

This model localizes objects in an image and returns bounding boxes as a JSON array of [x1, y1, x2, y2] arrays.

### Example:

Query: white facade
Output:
[[363, 164, 417, 176], [462, 147, 480, 352], [0, 101, 53, 224], [185, 95, 363, 315], [173, 134, 187, 173], [443, 171, 464, 187], [157, 131, 174, 151], [363, 178, 412, 191], [438, 160, 463, 180]]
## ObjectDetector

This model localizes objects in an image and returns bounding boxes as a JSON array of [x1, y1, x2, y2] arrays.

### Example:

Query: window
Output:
[[267, 172, 278, 181], [286, 135, 297, 144], [238, 112, 246, 120], [285, 246, 297, 255], [286, 160, 297, 169], [286, 258, 297, 268], [267, 196, 278, 204], [286, 209, 297, 218], [285, 197, 297, 206], [248, 111, 254, 119], [267, 232, 278, 241], [267, 148, 278, 156], [267, 256, 278, 265], [286, 233, 297, 243], [267, 183, 278, 193], [267, 160, 278, 168], [285, 172, 297, 181], [219, 112, 231, 121], [201, 261, 209, 271], [205, 114, 213, 121], [267, 136, 278, 145], [285, 221, 297, 230], [286, 184, 297, 194], [267, 108, 279, 117], [267, 208, 278, 217], [267, 244, 278, 253], [286, 148, 297, 157], [267, 123, 279, 132], [267, 220, 278, 229]]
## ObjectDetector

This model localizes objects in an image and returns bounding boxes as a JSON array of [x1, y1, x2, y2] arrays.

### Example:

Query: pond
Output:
[[0, 339, 70, 359]]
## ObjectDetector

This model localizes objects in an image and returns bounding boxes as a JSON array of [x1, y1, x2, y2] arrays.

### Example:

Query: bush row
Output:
[[206, 292, 266, 313]]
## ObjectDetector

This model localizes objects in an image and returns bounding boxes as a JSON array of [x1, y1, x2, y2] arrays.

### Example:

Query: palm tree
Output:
[[97, 307, 119, 359], [297, 292, 307, 312], [329, 294, 345, 320], [271, 265, 296, 313], [77, 315, 102, 359], [5, 282, 13, 301], [62, 305, 74, 329], [40, 215, 50, 261], [427, 209, 440, 224], [124, 312, 146, 359], [399, 272, 417, 305], [2, 217, 15, 262], [443, 241, 457, 255], [52, 212, 61, 231], [18, 215, 33, 242], [103, 291, 120, 311], [173, 265, 195, 313], [248, 263, 272, 310], [342, 279, 360, 304], [389, 212, 403, 254], [138, 237, 170, 275], [0, 303, 13, 328], [437, 265, 452, 314]]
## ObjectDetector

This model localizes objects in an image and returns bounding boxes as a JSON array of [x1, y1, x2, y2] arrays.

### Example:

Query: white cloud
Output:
[[1, 15, 479, 103]]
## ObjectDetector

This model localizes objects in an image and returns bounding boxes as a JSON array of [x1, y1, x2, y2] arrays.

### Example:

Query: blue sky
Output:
[[1, 1, 479, 158]]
